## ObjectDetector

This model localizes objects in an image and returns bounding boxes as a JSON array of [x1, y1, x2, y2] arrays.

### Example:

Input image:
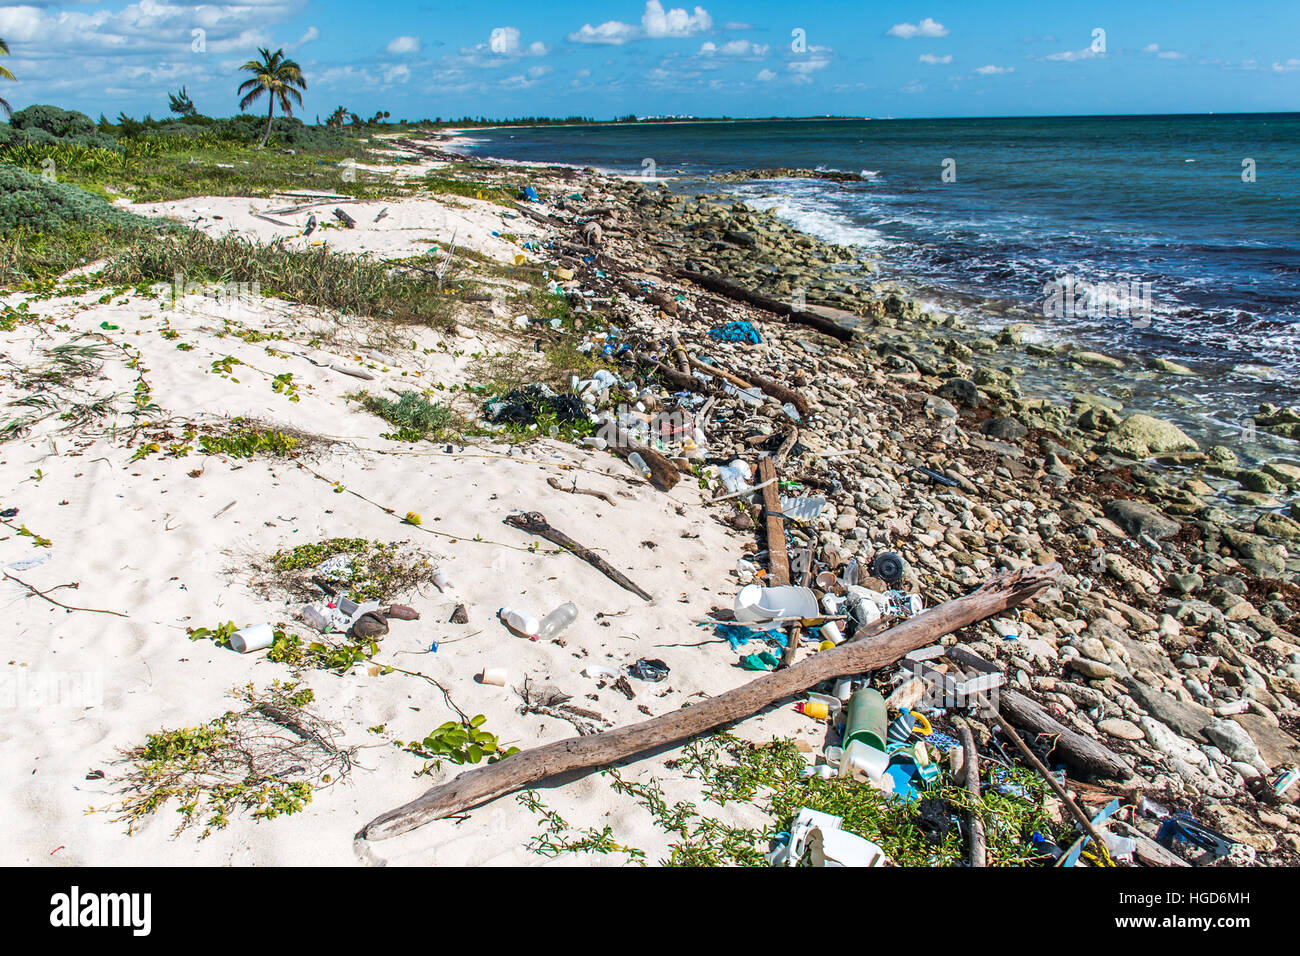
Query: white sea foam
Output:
[[729, 184, 888, 251]]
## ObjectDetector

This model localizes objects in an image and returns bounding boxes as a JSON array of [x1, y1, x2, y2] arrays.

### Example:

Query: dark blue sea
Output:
[[460, 115, 1300, 443]]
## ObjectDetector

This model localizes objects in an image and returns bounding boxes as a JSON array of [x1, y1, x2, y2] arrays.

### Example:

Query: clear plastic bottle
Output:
[[628, 452, 651, 478], [537, 602, 579, 640], [498, 607, 540, 639]]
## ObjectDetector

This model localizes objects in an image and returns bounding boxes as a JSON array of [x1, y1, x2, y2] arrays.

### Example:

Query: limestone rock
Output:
[[1103, 414, 1198, 458]]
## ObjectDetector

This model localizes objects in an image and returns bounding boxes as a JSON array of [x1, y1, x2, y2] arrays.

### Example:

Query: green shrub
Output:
[[353, 390, 459, 440], [0, 163, 152, 234], [10, 104, 97, 138]]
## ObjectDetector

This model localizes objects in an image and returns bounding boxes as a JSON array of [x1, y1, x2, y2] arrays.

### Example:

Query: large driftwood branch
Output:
[[357, 562, 1061, 842], [756, 457, 790, 587], [997, 690, 1134, 780], [503, 511, 652, 601], [956, 719, 987, 867], [635, 352, 709, 395], [676, 269, 855, 343]]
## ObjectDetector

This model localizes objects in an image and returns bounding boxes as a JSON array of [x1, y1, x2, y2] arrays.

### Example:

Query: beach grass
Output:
[[100, 230, 456, 331], [0, 133, 399, 204]]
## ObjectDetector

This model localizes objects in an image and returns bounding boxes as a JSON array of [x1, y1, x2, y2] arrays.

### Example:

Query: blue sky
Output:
[[1, 1, 1297, 121]]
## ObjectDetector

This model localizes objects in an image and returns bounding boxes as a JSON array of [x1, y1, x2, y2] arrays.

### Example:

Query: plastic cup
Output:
[[480, 667, 507, 687], [840, 739, 889, 782]]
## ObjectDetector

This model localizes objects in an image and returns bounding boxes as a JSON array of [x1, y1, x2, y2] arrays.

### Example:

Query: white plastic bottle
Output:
[[499, 607, 540, 640], [537, 602, 579, 640]]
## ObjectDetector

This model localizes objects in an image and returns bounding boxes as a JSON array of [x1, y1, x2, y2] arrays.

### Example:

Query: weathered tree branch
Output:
[[357, 561, 1061, 842]]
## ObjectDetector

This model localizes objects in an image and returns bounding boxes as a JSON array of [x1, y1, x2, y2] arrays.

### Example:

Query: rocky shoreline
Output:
[[467, 150, 1300, 861]]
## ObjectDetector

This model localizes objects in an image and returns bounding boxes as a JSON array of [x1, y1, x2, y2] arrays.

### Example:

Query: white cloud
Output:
[[570, 2, 712, 44], [642, 1, 712, 38], [901, 81, 925, 93], [387, 36, 421, 55], [569, 20, 639, 45], [974, 64, 1012, 75], [756, 68, 776, 81], [699, 39, 767, 57], [789, 57, 829, 74], [918, 53, 952, 65], [887, 18, 948, 39], [528, 64, 553, 79], [1143, 43, 1186, 60], [383, 64, 410, 84], [1043, 47, 1102, 62], [1273, 58, 1300, 72], [295, 26, 319, 47]]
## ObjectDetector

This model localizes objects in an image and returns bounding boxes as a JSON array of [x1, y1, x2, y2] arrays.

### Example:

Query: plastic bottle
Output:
[[499, 607, 540, 640], [537, 602, 579, 641], [628, 452, 651, 478], [796, 700, 830, 719]]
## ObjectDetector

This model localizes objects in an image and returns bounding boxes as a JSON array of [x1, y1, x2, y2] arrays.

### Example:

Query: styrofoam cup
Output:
[[481, 667, 507, 686]]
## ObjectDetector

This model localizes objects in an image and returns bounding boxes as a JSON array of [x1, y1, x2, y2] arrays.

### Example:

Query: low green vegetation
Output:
[[1, 103, 393, 203], [350, 390, 461, 442], [198, 423, 300, 458], [423, 172, 519, 207], [254, 537, 436, 602], [517, 790, 648, 864], [0, 164, 164, 288], [396, 715, 520, 775], [264, 628, 387, 674], [104, 682, 353, 838], [186, 620, 239, 648], [517, 733, 1059, 867], [100, 231, 455, 330]]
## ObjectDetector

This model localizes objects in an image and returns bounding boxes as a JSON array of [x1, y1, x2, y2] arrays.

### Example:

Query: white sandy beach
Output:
[[0, 163, 823, 866]]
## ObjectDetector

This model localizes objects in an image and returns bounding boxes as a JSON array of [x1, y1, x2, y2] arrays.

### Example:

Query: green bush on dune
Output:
[[0, 163, 162, 286], [0, 163, 150, 233], [9, 104, 98, 138]]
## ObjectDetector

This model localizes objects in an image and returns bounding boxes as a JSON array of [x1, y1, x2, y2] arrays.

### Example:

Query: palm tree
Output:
[[167, 85, 197, 117], [1, 38, 16, 119], [237, 47, 306, 147]]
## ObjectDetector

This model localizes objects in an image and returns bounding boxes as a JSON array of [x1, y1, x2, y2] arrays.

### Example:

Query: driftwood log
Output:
[[676, 269, 855, 343], [739, 370, 811, 419], [757, 457, 790, 588], [608, 423, 683, 492], [503, 511, 652, 601], [634, 352, 714, 396], [997, 690, 1134, 780], [357, 562, 1062, 842], [956, 719, 987, 867]]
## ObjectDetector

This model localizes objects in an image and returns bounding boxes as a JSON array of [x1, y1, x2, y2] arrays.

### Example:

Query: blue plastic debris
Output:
[[708, 321, 762, 344], [520, 186, 540, 202], [712, 623, 788, 651]]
